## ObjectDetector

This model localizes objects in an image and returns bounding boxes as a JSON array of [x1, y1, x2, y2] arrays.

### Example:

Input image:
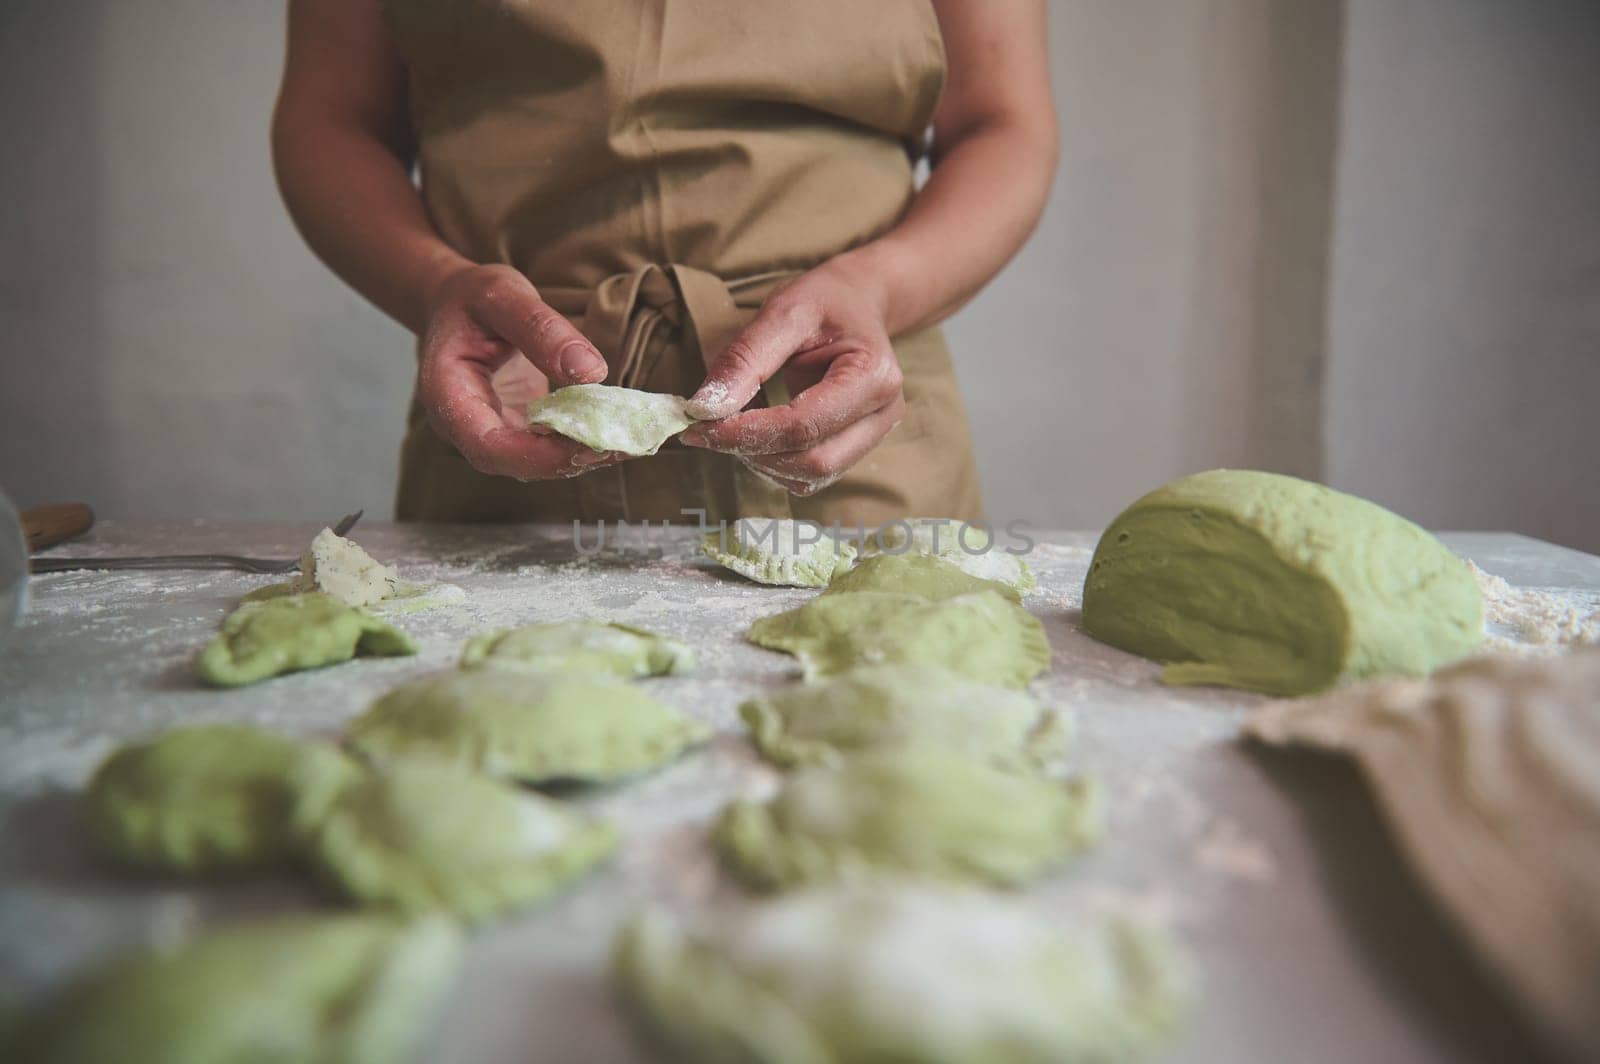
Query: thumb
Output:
[[470, 271, 608, 387], [686, 300, 814, 419]]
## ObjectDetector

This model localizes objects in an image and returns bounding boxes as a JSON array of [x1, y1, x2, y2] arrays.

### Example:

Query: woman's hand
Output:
[[417, 264, 624, 481], [679, 261, 906, 496]]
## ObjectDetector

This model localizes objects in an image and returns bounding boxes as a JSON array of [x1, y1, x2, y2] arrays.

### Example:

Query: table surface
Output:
[[3, 521, 1598, 1063]]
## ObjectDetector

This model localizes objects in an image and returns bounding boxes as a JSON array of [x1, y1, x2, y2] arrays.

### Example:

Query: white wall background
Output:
[[1, 1, 1596, 551], [1325, 0, 1600, 548]]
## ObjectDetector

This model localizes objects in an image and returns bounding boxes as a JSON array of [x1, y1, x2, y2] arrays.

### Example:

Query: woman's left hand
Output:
[[678, 261, 906, 496]]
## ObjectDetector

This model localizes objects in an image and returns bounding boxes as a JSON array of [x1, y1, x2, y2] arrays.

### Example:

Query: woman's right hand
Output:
[[417, 264, 624, 481]]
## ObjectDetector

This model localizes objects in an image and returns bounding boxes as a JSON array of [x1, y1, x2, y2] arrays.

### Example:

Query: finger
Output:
[[682, 345, 900, 455], [737, 458, 814, 496], [469, 271, 608, 387], [685, 296, 819, 419], [420, 332, 621, 481], [463, 427, 627, 482], [739, 395, 906, 496]]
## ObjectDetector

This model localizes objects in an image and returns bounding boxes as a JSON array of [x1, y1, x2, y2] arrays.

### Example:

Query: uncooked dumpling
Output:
[[1246, 651, 1600, 1059], [714, 747, 1101, 890], [300, 760, 616, 923], [740, 664, 1069, 769], [1082, 469, 1483, 695], [868, 518, 1036, 592], [243, 528, 463, 615], [460, 620, 695, 678], [346, 669, 710, 783], [195, 593, 416, 687], [703, 518, 857, 587], [85, 724, 359, 875], [526, 383, 695, 456], [824, 551, 1020, 602], [748, 590, 1050, 688], [269, 527, 402, 607], [613, 884, 1190, 1064], [7, 913, 462, 1064]]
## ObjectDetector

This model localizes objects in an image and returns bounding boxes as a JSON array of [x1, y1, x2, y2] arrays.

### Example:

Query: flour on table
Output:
[[1470, 561, 1600, 652]]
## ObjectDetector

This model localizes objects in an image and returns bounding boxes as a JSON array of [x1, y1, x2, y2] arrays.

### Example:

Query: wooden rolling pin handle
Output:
[[22, 502, 96, 552]]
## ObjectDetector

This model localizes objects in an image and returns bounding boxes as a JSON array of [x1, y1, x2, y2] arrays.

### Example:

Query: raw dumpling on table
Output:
[[702, 517, 857, 588], [740, 663, 1069, 769], [613, 884, 1189, 1064], [4, 913, 462, 1064], [714, 746, 1101, 890], [299, 760, 616, 923], [85, 724, 359, 875], [194, 592, 416, 687], [347, 669, 710, 784]]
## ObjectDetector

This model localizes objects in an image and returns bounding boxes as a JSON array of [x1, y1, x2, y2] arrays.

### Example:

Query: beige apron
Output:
[[383, 0, 984, 527]]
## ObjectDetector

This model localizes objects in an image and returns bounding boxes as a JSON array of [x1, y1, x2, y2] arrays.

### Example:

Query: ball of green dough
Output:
[[301, 760, 617, 923], [85, 724, 361, 875], [740, 664, 1070, 769], [749, 590, 1050, 688], [714, 747, 1102, 890], [1082, 469, 1484, 696], [195, 592, 417, 688], [613, 884, 1190, 1064], [5, 913, 462, 1064], [346, 669, 711, 783]]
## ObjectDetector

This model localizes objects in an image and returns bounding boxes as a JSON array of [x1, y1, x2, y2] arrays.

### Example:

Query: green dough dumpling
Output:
[[749, 590, 1050, 688], [702, 518, 857, 587], [85, 724, 360, 875], [5, 914, 462, 1064], [613, 885, 1190, 1064], [824, 551, 1021, 602], [301, 760, 616, 923], [1082, 469, 1484, 696], [526, 383, 695, 456], [714, 747, 1101, 890], [865, 520, 1037, 592], [741, 664, 1070, 769], [460, 620, 695, 678], [195, 592, 416, 687], [347, 669, 711, 783]]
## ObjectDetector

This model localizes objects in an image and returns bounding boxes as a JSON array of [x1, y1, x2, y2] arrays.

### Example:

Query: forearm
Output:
[[830, 115, 1057, 338], [272, 115, 469, 336]]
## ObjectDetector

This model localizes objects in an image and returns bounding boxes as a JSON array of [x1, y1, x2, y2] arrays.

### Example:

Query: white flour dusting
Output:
[[1470, 561, 1600, 653]]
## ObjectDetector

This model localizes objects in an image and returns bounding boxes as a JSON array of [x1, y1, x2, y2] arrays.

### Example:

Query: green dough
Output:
[[195, 592, 417, 687], [85, 724, 360, 875], [300, 760, 616, 923], [740, 664, 1070, 770], [460, 620, 695, 678], [825, 551, 1022, 602], [749, 590, 1050, 688], [714, 747, 1101, 890], [613, 884, 1190, 1064], [1082, 469, 1485, 696], [703, 518, 858, 587], [346, 669, 711, 783], [868, 518, 1037, 592], [526, 383, 695, 456], [6, 913, 462, 1064]]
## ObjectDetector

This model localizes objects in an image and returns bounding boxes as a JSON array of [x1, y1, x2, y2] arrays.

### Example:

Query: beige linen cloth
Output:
[[1247, 651, 1600, 1059]]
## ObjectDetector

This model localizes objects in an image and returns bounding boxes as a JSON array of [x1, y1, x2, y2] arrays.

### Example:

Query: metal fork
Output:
[[29, 511, 364, 574]]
